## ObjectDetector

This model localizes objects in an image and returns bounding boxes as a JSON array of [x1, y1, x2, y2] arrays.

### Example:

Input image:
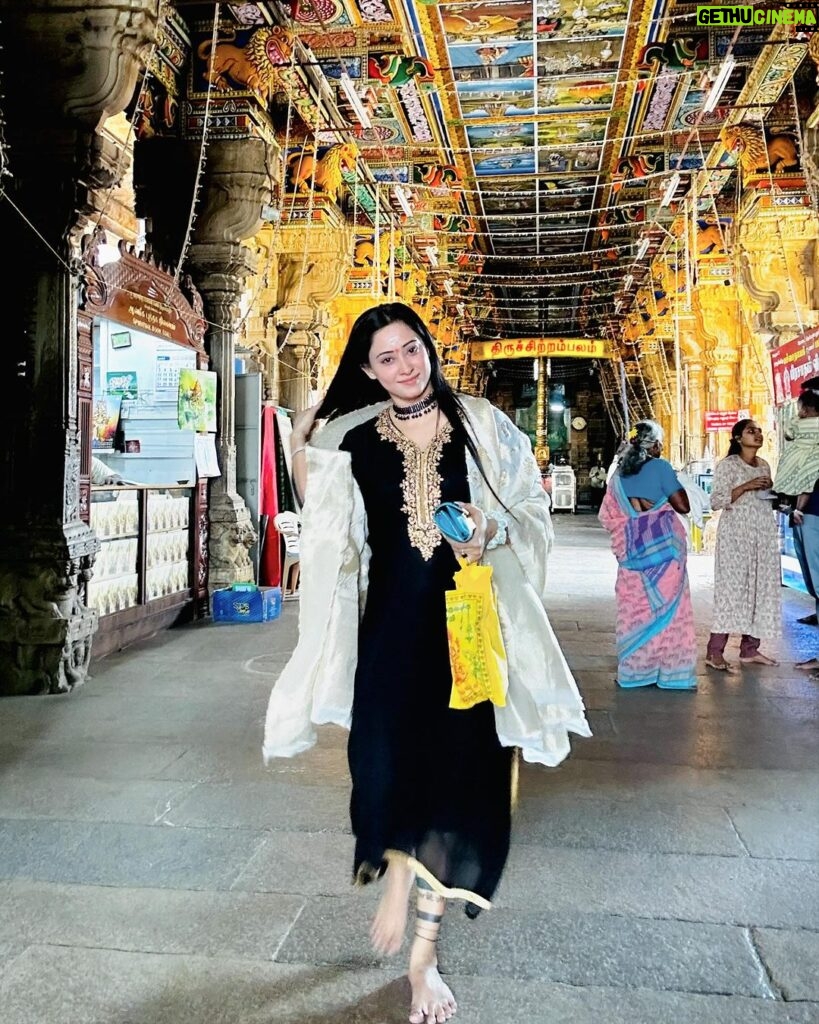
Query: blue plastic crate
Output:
[[212, 584, 282, 623]]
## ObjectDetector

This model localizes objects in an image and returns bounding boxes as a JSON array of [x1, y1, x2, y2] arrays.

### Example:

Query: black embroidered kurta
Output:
[[339, 410, 513, 915]]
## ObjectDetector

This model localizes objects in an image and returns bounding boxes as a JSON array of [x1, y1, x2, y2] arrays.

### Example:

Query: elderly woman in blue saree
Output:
[[599, 421, 697, 691]]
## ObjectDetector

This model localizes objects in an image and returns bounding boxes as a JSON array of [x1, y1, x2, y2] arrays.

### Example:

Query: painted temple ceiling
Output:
[[175, 1, 812, 346]]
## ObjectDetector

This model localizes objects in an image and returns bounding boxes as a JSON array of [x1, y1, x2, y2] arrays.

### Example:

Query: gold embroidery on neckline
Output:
[[376, 409, 452, 561]]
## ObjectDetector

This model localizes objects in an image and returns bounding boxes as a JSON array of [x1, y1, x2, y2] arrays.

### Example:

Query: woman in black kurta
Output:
[[340, 410, 513, 912], [280, 302, 532, 1024]]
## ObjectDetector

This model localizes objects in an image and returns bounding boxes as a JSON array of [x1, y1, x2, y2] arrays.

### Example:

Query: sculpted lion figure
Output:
[[210, 520, 255, 585], [721, 123, 800, 175], [286, 143, 358, 201], [197, 27, 292, 104]]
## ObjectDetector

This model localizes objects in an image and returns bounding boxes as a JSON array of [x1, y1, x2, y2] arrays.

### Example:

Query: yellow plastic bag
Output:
[[445, 559, 509, 710]]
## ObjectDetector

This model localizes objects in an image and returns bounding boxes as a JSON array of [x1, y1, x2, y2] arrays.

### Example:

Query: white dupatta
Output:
[[262, 396, 591, 767]]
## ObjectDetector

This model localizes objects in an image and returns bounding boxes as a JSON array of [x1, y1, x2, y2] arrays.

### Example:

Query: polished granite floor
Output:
[[0, 514, 817, 1024]]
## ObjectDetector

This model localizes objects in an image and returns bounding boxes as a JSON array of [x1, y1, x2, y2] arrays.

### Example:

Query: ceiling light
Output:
[[425, 246, 439, 267], [636, 236, 650, 260], [659, 172, 681, 208], [394, 186, 413, 219], [455, 302, 466, 317], [623, 273, 634, 291], [443, 279, 454, 296], [533, 359, 539, 381], [339, 73, 372, 130], [702, 55, 735, 114]]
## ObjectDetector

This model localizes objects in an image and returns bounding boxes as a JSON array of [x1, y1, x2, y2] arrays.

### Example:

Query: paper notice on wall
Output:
[[194, 433, 221, 478]]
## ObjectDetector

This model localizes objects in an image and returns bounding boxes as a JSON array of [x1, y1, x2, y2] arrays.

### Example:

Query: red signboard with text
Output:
[[770, 326, 819, 405], [704, 411, 739, 432]]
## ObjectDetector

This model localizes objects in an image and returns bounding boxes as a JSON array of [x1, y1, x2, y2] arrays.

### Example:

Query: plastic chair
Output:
[[273, 512, 301, 598]]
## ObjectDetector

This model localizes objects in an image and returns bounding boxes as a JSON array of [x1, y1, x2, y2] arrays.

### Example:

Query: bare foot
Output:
[[370, 858, 413, 956], [408, 946, 457, 1023], [705, 658, 738, 672], [739, 652, 778, 666]]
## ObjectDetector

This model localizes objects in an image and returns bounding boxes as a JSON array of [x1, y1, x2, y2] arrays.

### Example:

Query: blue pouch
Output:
[[433, 502, 475, 544]]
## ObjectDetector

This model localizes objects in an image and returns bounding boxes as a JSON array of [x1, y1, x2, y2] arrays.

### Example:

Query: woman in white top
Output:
[[706, 419, 780, 670]]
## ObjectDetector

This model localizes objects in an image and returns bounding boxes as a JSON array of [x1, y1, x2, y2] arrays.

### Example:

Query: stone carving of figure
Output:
[[797, 241, 817, 311]]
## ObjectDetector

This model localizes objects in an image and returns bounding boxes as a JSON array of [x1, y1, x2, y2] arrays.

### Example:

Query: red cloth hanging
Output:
[[259, 405, 281, 587]]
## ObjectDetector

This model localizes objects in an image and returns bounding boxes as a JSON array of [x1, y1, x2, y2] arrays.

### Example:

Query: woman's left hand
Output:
[[444, 502, 495, 563]]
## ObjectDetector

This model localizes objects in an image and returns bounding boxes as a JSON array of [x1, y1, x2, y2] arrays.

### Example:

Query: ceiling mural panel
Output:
[[456, 78, 537, 118], [439, 3, 537, 44], [450, 41, 535, 80], [173, 0, 811, 344], [537, 73, 618, 113]]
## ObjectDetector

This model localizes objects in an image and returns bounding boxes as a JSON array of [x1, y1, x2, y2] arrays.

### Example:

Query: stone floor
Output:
[[1, 514, 818, 1024]]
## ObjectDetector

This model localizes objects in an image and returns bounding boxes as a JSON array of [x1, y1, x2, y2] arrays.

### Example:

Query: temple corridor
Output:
[[0, 515, 817, 1024]]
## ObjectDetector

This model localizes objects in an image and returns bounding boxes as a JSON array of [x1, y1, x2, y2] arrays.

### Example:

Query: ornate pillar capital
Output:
[[273, 224, 354, 411], [739, 210, 819, 334], [192, 138, 278, 245], [187, 241, 258, 324], [1, 1, 158, 198]]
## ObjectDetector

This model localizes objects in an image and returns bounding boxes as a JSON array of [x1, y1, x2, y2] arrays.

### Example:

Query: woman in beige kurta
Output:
[[706, 419, 781, 669]]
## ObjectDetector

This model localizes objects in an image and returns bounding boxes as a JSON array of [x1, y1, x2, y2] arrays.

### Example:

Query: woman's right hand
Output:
[[290, 402, 323, 448], [745, 475, 772, 492]]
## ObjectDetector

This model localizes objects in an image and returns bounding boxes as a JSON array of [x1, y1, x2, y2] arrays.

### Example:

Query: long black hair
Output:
[[727, 419, 753, 456], [316, 302, 505, 506]]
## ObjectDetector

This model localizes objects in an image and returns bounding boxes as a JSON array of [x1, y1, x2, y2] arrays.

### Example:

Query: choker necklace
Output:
[[392, 393, 438, 420]]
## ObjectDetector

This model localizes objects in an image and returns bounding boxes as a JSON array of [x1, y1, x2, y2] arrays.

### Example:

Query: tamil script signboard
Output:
[[770, 326, 819, 405], [704, 410, 741, 432], [471, 338, 609, 361]]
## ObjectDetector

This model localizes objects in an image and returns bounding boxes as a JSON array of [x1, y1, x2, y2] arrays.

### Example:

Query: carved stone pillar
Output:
[[0, 0, 158, 693], [695, 285, 741, 423], [685, 361, 707, 462], [186, 244, 258, 592], [276, 324, 324, 413], [661, 368, 682, 467], [319, 311, 355, 394], [274, 226, 353, 412], [678, 316, 705, 462], [241, 227, 280, 402], [185, 138, 277, 592]]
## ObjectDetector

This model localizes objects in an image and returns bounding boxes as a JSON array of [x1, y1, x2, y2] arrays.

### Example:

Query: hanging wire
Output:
[[235, 46, 298, 345], [171, 4, 221, 291], [279, 123, 320, 351]]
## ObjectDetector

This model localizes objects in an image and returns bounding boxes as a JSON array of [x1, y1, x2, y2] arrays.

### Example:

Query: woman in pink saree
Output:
[[599, 421, 697, 691]]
